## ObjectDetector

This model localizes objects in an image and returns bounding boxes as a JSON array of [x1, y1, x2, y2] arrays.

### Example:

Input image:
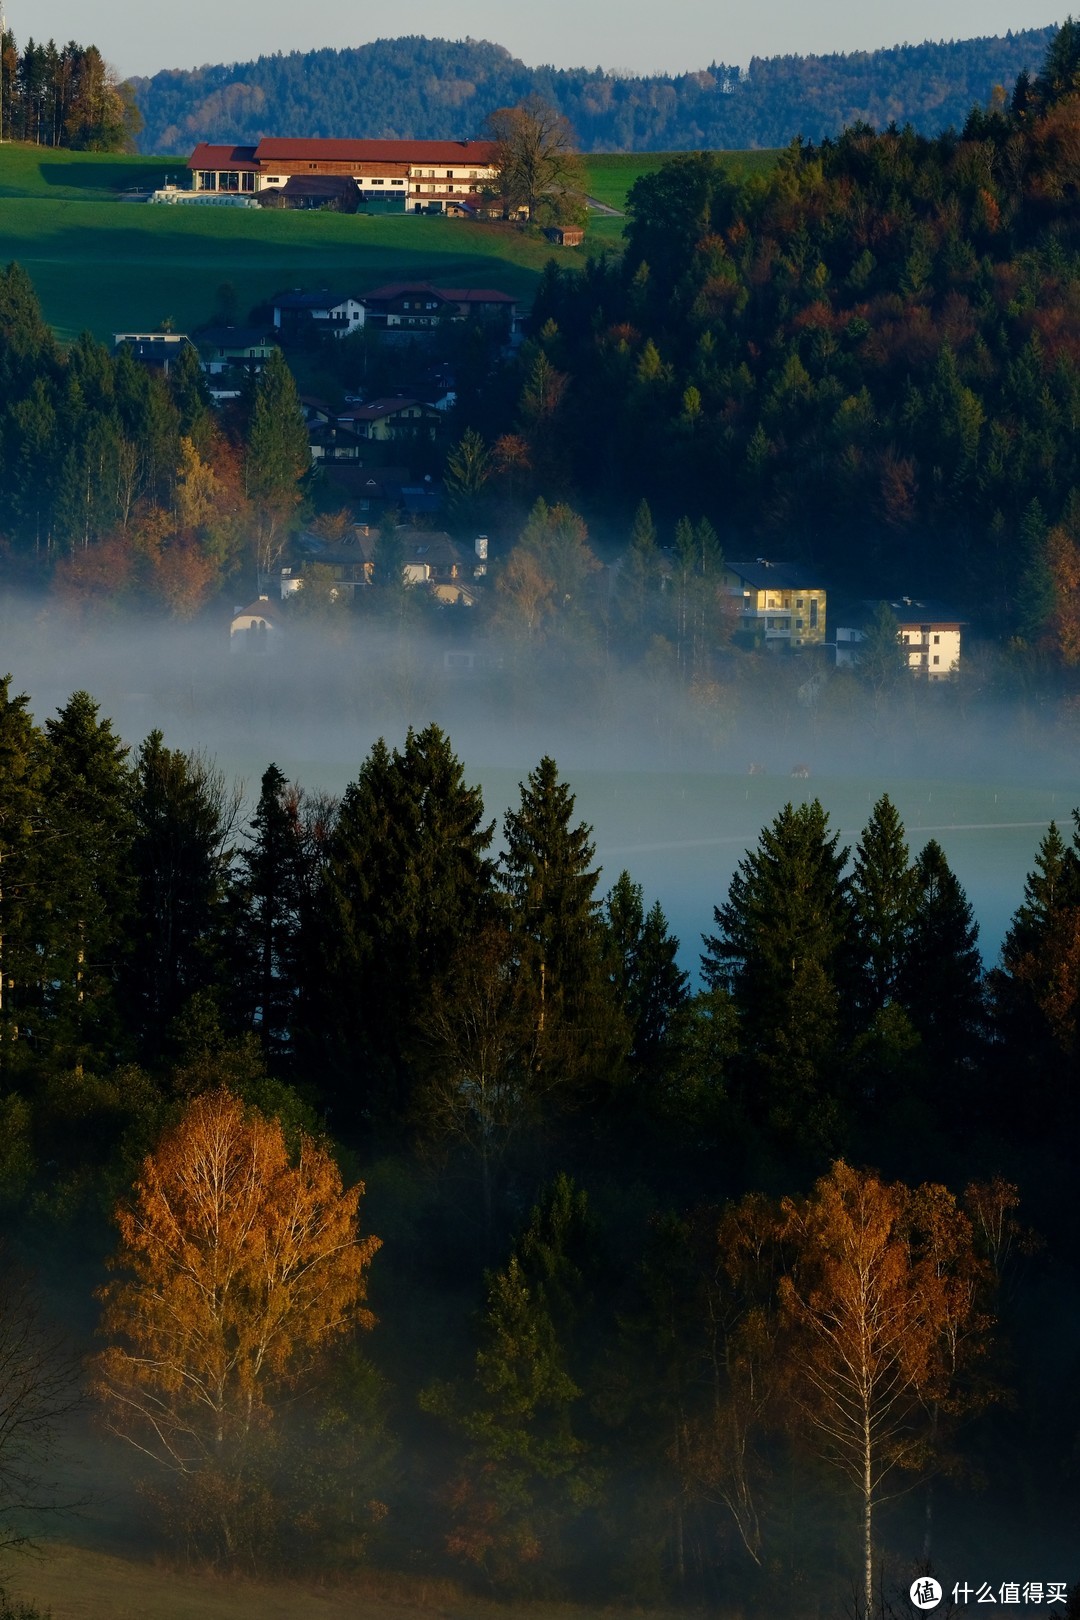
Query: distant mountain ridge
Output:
[[129, 28, 1057, 156]]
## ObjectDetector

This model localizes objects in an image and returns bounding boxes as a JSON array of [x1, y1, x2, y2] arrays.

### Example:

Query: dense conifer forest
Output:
[[129, 28, 1057, 157], [4, 24, 1080, 1612], [0, 691, 1076, 1612]]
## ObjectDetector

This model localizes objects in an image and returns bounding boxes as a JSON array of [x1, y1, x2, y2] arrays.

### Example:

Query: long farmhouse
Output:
[[188, 137, 501, 214]]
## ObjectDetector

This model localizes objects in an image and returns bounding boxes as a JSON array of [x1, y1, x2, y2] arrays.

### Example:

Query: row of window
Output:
[[199, 168, 490, 191], [198, 171, 256, 191]]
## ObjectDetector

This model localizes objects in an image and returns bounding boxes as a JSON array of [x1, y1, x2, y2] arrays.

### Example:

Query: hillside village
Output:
[[112, 268, 963, 680]]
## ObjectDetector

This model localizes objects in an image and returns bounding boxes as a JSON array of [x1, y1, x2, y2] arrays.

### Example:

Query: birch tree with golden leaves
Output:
[[778, 1162, 995, 1620], [93, 1089, 379, 1560]]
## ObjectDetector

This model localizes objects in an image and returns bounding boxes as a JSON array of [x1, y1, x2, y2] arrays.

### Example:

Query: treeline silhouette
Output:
[[0, 31, 139, 149], [128, 29, 1055, 156], [1, 691, 1078, 1607]]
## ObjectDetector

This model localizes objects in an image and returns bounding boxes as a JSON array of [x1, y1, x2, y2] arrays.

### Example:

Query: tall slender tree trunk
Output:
[[863, 1407, 873, 1620]]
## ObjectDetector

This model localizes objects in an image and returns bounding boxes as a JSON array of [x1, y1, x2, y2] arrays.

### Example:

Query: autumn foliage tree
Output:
[[778, 1161, 1000, 1620], [93, 1090, 379, 1561]]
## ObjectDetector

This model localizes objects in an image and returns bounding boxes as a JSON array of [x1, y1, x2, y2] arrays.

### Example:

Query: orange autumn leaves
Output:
[[52, 437, 250, 620], [92, 1090, 379, 1474]]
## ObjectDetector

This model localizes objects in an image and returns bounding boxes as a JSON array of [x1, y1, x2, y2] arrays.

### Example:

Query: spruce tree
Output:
[[1015, 497, 1055, 645], [311, 726, 495, 1123], [604, 871, 688, 1089], [501, 757, 628, 1101], [850, 795, 920, 1016], [123, 733, 237, 1057], [703, 800, 853, 1145], [992, 822, 1080, 1132], [901, 840, 983, 1064], [236, 763, 324, 1063], [420, 1175, 599, 1588], [39, 691, 136, 1063], [0, 678, 46, 1065], [616, 499, 661, 645]]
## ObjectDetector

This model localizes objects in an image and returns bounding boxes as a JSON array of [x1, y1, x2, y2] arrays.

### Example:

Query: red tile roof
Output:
[[189, 143, 259, 169], [253, 137, 497, 165]]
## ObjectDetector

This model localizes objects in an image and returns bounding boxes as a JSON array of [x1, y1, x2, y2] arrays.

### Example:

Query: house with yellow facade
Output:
[[721, 560, 827, 648]]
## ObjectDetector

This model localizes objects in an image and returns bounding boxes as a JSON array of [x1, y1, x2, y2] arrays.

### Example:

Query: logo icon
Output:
[[910, 1577, 943, 1610]]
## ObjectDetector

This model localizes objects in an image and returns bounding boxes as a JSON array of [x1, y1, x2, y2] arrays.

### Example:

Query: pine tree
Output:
[[604, 871, 689, 1089], [0, 679, 46, 1065], [992, 822, 1080, 1129], [616, 499, 661, 644], [39, 691, 136, 1063], [850, 795, 919, 1015], [703, 801, 853, 1145], [235, 764, 324, 1062], [310, 727, 495, 1122], [168, 341, 213, 451], [1015, 497, 1054, 645], [123, 733, 238, 1057], [420, 1176, 599, 1587], [901, 840, 983, 1065], [501, 757, 628, 1101]]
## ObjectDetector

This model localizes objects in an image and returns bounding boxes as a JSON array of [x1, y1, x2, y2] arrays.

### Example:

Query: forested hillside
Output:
[[0, 690, 1078, 1613], [130, 28, 1056, 155], [491, 22, 1080, 654]]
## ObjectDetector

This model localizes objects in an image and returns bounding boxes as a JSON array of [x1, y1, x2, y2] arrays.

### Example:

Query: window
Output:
[[470, 169, 477, 178], [392, 179, 404, 185], [241, 172, 254, 191], [220, 171, 239, 190], [371, 178, 384, 185], [810, 599, 818, 629], [796, 597, 804, 608], [933, 655, 940, 665], [796, 618, 804, 629], [446, 169, 454, 178], [933, 633, 940, 644], [448, 184, 455, 192], [198, 171, 214, 189]]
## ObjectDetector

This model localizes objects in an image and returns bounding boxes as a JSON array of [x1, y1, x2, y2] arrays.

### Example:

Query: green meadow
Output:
[[0, 145, 779, 341]]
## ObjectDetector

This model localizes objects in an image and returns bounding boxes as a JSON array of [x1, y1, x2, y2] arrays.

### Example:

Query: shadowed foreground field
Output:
[[11, 1544, 695, 1620]]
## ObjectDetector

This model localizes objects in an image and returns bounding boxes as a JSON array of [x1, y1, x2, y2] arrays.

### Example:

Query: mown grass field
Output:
[[0, 145, 779, 341]]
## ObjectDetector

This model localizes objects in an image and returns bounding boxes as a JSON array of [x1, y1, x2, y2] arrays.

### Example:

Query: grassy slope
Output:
[[10, 1544, 698, 1620], [0, 146, 779, 342]]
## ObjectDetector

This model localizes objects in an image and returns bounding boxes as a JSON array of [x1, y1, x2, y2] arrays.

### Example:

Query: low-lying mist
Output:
[[3, 590, 1075, 969]]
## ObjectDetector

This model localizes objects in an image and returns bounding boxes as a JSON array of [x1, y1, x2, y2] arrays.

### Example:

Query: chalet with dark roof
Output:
[[269, 290, 365, 340], [361, 281, 518, 336], [336, 397, 441, 442], [195, 326, 274, 374], [113, 332, 197, 375]]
